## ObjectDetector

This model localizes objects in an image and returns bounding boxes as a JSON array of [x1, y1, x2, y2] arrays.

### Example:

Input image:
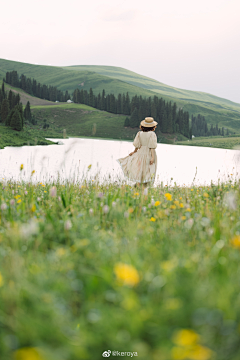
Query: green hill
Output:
[[0, 58, 240, 135]]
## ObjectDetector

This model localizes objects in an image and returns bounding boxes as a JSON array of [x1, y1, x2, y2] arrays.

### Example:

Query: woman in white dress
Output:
[[117, 117, 158, 185]]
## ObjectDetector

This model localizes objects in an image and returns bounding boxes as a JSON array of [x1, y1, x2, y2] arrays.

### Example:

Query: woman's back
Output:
[[139, 131, 156, 147]]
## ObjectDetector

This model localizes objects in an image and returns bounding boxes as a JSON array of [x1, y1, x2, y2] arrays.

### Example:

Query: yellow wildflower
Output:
[[191, 189, 193, 191], [186, 208, 191, 212], [42, 184, 45, 187], [161, 259, 177, 271], [172, 329, 199, 347], [165, 193, 172, 201], [203, 192, 209, 198], [88, 164, 92, 170], [14, 347, 45, 360], [155, 201, 161, 206], [31, 204, 36, 212], [20, 164, 24, 171], [31, 170, 35, 176], [56, 248, 66, 257], [150, 217, 156, 222], [188, 344, 213, 360], [180, 203, 184, 208], [128, 207, 134, 213], [182, 216, 186, 220], [231, 235, 240, 249], [17, 199, 21, 204], [174, 200, 179, 206], [134, 192, 139, 196], [179, 197, 182, 200], [171, 346, 190, 360], [170, 205, 176, 210], [0, 272, 3, 287], [114, 263, 140, 286]]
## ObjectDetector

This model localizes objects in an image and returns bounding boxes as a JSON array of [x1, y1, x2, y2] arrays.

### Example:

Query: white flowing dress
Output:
[[117, 131, 158, 183]]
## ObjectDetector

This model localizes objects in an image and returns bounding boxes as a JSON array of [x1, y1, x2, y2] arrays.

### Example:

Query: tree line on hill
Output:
[[0, 82, 34, 131], [73, 88, 191, 138], [191, 114, 228, 137], [5, 70, 71, 102]]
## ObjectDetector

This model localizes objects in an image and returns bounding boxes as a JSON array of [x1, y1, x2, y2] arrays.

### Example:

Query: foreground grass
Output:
[[176, 136, 240, 149], [1, 178, 240, 359]]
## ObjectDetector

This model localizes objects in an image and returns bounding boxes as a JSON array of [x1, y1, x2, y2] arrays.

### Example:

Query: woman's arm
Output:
[[150, 149, 154, 164], [129, 148, 139, 156]]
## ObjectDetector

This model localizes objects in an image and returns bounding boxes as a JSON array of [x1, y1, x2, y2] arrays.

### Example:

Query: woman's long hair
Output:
[[140, 125, 156, 132]]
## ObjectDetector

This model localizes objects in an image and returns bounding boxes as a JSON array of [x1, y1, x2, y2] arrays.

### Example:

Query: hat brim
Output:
[[140, 120, 158, 127]]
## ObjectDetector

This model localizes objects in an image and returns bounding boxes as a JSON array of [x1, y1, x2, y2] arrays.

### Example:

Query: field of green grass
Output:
[[1, 58, 240, 136], [0, 125, 60, 149], [176, 136, 240, 149], [1, 179, 240, 359]]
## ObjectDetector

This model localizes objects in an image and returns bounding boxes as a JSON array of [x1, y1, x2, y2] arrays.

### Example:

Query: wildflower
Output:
[[231, 235, 240, 249], [10, 199, 15, 206], [12, 190, 14, 194], [134, 192, 139, 196], [25, 191, 28, 195], [161, 259, 178, 271], [128, 207, 134, 213], [114, 263, 140, 286], [49, 186, 57, 197], [150, 217, 156, 222], [172, 329, 199, 347], [31, 170, 35, 176], [180, 203, 184, 208], [37, 197, 41, 201], [181, 216, 186, 220], [186, 208, 191, 212], [184, 218, 194, 229], [124, 211, 129, 218], [56, 248, 66, 257], [31, 204, 36, 212], [88, 164, 92, 170], [155, 201, 161, 206], [14, 347, 45, 360], [223, 191, 237, 211], [142, 206, 146, 212], [64, 220, 72, 230], [179, 197, 182, 200], [112, 201, 116, 207], [0, 272, 3, 287], [20, 220, 39, 238], [1, 203, 7, 210], [170, 205, 176, 210], [203, 192, 209, 198], [103, 205, 109, 214], [89, 208, 93, 215], [174, 200, 179, 206], [143, 188, 148, 196], [165, 193, 172, 201], [191, 189, 193, 191], [20, 164, 24, 171], [97, 192, 104, 198], [151, 198, 155, 206]]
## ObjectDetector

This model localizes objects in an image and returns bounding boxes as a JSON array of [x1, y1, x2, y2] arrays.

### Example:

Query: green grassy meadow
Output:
[[176, 136, 240, 149], [0, 125, 59, 149], [1, 179, 240, 359]]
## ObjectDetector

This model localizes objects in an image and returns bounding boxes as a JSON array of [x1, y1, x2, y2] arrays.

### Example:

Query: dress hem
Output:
[[116, 158, 155, 184]]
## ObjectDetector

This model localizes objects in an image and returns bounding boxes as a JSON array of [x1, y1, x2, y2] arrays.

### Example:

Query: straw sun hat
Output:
[[140, 117, 158, 127]]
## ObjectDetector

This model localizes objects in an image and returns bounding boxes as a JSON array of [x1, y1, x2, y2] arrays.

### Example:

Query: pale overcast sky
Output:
[[1, 0, 240, 103]]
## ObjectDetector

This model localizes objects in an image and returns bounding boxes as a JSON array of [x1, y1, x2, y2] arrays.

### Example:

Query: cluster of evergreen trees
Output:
[[5, 71, 70, 102], [73, 88, 191, 138], [0, 82, 34, 131], [191, 114, 228, 137]]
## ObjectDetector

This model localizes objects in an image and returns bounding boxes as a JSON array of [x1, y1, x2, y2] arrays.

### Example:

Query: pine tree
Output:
[[129, 108, 138, 128], [101, 89, 106, 110], [24, 101, 32, 122], [1, 98, 9, 123], [124, 117, 130, 127], [222, 127, 224, 136], [10, 109, 22, 131], [89, 88, 94, 107]]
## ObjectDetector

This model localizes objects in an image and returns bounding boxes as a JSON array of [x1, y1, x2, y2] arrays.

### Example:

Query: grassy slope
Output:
[[64, 65, 240, 110], [1, 58, 240, 135]]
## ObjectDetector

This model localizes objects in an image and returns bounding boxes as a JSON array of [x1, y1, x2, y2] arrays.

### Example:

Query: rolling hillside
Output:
[[0, 58, 240, 134]]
